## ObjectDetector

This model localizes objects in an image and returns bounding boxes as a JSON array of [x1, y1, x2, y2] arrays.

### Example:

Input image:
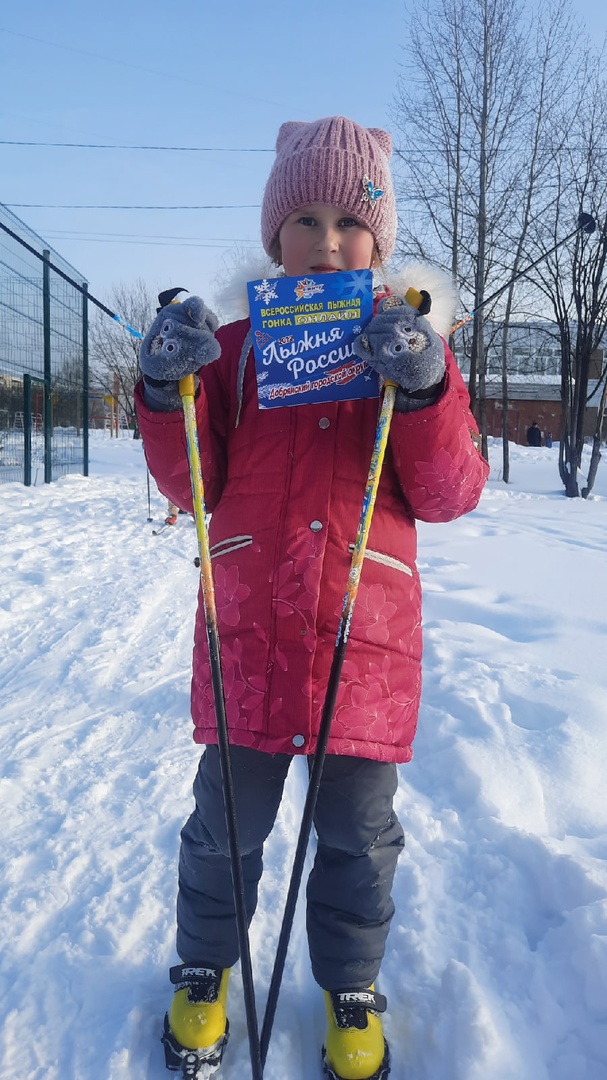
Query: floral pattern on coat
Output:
[[348, 581, 398, 646], [214, 564, 251, 627], [409, 429, 487, 522], [306, 653, 420, 758], [272, 529, 323, 655], [136, 307, 490, 764]]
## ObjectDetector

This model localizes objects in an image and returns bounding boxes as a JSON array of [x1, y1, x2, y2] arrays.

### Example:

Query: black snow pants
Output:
[[176, 745, 405, 990]]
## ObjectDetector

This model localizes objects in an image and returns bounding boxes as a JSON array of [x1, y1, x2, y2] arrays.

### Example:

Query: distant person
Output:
[[527, 420, 542, 447], [545, 431, 553, 448], [165, 500, 191, 526], [165, 499, 179, 526]]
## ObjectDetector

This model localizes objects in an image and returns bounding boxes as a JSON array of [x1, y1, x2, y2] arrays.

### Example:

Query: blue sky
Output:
[[1, 0, 606, 311]]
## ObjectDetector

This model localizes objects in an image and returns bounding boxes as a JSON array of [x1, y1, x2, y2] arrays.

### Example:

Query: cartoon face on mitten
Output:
[[353, 295, 445, 391], [139, 296, 221, 382]]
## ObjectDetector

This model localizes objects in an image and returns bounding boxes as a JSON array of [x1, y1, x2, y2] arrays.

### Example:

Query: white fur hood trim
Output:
[[213, 251, 458, 337], [382, 264, 458, 338]]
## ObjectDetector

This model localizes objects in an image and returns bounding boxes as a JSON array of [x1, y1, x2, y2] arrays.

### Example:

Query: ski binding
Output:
[[162, 1013, 229, 1078]]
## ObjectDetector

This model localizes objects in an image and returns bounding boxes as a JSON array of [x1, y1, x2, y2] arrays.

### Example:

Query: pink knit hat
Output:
[[261, 116, 397, 262]]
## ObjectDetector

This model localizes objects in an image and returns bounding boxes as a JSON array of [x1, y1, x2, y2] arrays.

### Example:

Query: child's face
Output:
[[277, 204, 376, 277]]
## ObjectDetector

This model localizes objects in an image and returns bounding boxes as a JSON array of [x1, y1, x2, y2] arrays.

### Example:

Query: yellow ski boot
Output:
[[162, 964, 230, 1077], [322, 987, 390, 1080]]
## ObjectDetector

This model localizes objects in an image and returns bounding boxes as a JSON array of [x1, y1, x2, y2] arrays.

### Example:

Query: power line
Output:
[[3, 138, 601, 155], [45, 230, 260, 242], [0, 218, 141, 336], [0, 26, 284, 109], [43, 233, 261, 249], [4, 203, 260, 210], [0, 140, 273, 152]]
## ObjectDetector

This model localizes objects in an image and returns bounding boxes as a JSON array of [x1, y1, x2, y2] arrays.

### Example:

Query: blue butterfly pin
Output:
[[361, 175, 384, 204]]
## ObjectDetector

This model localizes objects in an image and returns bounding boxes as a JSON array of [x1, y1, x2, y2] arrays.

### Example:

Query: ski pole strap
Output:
[[169, 964, 222, 986], [330, 989, 388, 1031], [169, 965, 224, 1002]]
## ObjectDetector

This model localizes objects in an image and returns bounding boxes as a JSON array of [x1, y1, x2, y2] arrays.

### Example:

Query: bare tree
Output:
[[89, 279, 157, 438], [584, 369, 607, 496], [392, 0, 529, 458], [492, 0, 577, 481], [390, 0, 607, 487], [53, 352, 84, 432], [524, 50, 607, 497], [392, 0, 471, 298]]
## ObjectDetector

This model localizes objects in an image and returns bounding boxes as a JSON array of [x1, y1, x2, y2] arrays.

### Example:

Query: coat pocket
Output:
[[210, 534, 253, 559], [348, 544, 413, 577]]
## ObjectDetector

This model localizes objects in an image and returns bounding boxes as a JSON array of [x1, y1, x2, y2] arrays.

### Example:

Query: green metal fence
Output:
[[0, 204, 88, 485]]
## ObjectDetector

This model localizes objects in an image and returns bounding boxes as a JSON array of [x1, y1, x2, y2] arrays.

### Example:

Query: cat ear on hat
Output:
[[368, 128, 393, 158], [275, 121, 309, 151]]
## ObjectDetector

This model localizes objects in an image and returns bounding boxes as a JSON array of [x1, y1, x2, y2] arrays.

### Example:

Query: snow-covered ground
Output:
[[1, 431, 606, 1080]]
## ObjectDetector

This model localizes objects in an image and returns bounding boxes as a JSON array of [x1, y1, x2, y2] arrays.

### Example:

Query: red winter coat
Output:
[[136, 317, 488, 763]]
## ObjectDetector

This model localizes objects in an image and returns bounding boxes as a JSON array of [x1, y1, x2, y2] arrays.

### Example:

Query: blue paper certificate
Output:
[[246, 269, 378, 408]]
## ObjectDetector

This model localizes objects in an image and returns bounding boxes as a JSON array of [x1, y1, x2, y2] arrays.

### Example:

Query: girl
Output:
[[136, 116, 489, 1080]]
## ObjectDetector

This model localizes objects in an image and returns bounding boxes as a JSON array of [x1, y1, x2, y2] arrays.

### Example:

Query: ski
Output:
[[152, 511, 193, 536], [152, 517, 178, 536]]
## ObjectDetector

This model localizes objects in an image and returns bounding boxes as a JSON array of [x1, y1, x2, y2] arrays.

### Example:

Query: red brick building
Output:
[[455, 323, 604, 445]]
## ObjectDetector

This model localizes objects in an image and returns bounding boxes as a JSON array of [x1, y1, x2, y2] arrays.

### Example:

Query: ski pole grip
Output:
[[405, 286, 424, 309], [179, 374, 196, 398]]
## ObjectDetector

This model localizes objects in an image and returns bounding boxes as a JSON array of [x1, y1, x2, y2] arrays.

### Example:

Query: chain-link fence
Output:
[[0, 204, 88, 485]]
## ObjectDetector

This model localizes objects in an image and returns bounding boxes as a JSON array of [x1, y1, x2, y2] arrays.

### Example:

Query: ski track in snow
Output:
[[1, 433, 606, 1080]]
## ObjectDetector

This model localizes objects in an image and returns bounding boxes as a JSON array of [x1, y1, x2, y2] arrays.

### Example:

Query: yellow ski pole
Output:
[[179, 374, 263, 1080]]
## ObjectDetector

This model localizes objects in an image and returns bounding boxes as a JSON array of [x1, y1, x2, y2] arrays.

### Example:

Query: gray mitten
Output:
[[353, 294, 445, 410], [139, 295, 222, 411]]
